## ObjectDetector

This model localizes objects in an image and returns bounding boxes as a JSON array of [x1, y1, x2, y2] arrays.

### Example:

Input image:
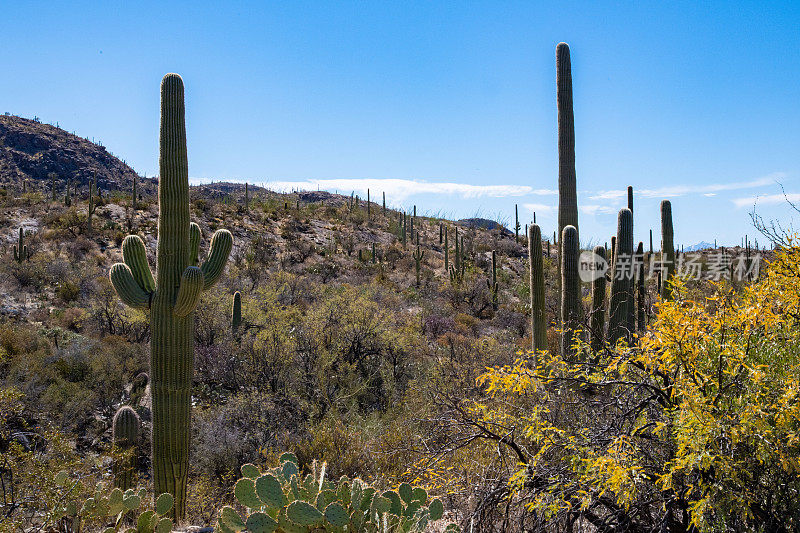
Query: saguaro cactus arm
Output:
[[200, 229, 233, 290], [122, 235, 156, 293], [110, 263, 151, 309], [189, 222, 201, 266], [173, 266, 205, 317]]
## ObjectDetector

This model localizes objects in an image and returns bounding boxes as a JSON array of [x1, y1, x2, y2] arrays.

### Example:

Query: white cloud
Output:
[[581, 204, 617, 216], [523, 203, 556, 213], [588, 190, 627, 201], [588, 172, 785, 201], [191, 177, 556, 203], [732, 192, 800, 209]]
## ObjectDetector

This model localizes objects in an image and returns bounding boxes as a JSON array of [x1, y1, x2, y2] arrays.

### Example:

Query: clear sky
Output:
[[4, 1, 799, 247]]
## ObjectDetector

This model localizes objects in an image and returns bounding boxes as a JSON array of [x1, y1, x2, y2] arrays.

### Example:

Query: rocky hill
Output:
[[0, 114, 150, 194]]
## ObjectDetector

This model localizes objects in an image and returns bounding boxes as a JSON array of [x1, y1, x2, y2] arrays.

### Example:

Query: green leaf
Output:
[[324, 502, 349, 527], [154, 493, 174, 516], [245, 511, 278, 533], [278, 452, 299, 465], [136, 510, 155, 533], [398, 483, 413, 503], [234, 478, 262, 509], [240, 463, 261, 479], [220, 506, 246, 532], [286, 501, 323, 526], [429, 498, 444, 521], [255, 474, 286, 509], [154, 517, 172, 533], [54, 470, 69, 485]]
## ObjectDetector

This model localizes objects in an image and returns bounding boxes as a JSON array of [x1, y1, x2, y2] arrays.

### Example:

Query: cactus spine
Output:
[[589, 245, 606, 354], [108, 74, 232, 518], [529, 224, 547, 353], [660, 200, 675, 300], [232, 291, 242, 333], [112, 406, 140, 491], [488, 250, 498, 310], [557, 43, 579, 271], [608, 208, 633, 345], [13, 227, 26, 263], [413, 245, 424, 288], [560, 225, 581, 356]]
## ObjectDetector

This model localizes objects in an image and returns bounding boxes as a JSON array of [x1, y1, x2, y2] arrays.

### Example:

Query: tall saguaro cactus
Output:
[[557, 42, 578, 270], [488, 250, 499, 310], [528, 224, 547, 353], [13, 227, 27, 263], [87, 172, 98, 235], [608, 208, 633, 345], [561, 225, 582, 356], [112, 406, 140, 491], [109, 74, 232, 518], [589, 245, 607, 354], [232, 291, 242, 333], [660, 200, 676, 300]]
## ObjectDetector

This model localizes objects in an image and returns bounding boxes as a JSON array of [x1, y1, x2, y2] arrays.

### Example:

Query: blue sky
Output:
[[4, 1, 799, 247]]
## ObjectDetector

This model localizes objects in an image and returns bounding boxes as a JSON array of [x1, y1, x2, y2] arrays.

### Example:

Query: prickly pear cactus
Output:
[[217, 453, 458, 532], [108, 74, 233, 519]]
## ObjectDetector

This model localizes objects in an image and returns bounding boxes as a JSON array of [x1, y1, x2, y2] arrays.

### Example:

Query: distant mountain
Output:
[[684, 241, 715, 252], [0, 114, 152, 194]]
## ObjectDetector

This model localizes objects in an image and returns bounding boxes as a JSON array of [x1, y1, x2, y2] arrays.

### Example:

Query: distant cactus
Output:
[[589, 244, 607, 354], [112, 406, 140, 491], [649, 229, 653, 255], [367, 188, 370, 218], [13, 227, 27, 263], [232, 291, 242, 333], [87, 172, 97, 235], [488, 250, 499, 309], [529, 225, 547, 353], [108, 74, 232, 518], [608, 209, 633, 345], [439, 223, 443, 244], [660, 200, 676, 300], [561, 225, 582, 356], [382, 191, 386, 214], [244, 182, 249, 212], [401, 212, 407, 247], [444, 229, 449, 270], [514, 204, 521, 242], [557, 43, 579, 267], [413, 245, 424, 287], [64, 177, 72, 206], [49, 172, 57, 201], [636, 241, 646, 331], [627, 185, 634, 214]]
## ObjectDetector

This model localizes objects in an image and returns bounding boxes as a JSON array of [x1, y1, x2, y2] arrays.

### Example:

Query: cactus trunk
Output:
[[560, 225, 581, 356], [608, 209, 633, 345], [529, 224, 547, 353], [660, 200, 676, 300], [557, 43, 579, 275], [589, 245, 607, 354]]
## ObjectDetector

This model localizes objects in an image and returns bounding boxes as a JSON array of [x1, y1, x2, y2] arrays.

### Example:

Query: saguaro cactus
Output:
[[608, 209, 633, 345], [413, 245, 424, 288], [444, 229, 449, 270], [627, 185, 634, 214], [660, 200, 676, 300], [488, 250, 498, 310], [50, 172, 57, 201], [87, 172, 98, 235], [112, 406, 140, 491], [13, 227, 27, 263], [557, 43, 579, 266], [232, 291, 242, 333], [109, 74, 232, 518], [244, 183, 249, 212], [589, 245, 607, 354], [514, 205, 521, 242], [636, 241, 646, 331], [529, 224, 547, 353], [561, 225, 582, 356]]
